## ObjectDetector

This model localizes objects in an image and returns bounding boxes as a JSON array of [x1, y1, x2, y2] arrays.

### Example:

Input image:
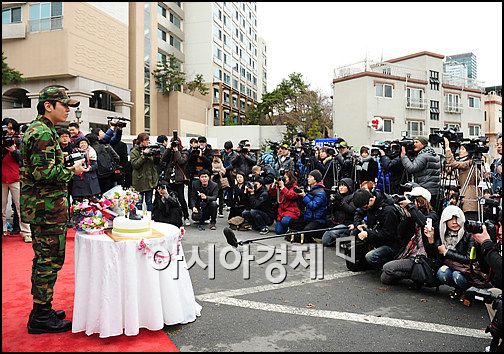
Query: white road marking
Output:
[[196, 271, 490, 340]]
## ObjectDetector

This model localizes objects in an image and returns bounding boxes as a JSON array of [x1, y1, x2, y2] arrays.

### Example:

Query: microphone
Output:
[[223, 227, 240, 248]]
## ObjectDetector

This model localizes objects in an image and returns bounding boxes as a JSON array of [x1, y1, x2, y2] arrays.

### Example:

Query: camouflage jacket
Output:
[[20, 116, 74, 225]]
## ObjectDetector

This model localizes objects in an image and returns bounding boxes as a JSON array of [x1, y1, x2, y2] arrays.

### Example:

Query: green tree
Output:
[[152, 54, 186, 94], [2, 52, 24, 85], [185, 74, 209, 96]]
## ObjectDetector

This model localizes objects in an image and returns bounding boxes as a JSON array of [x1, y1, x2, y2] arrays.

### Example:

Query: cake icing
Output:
[[112, 211, 152, 238]]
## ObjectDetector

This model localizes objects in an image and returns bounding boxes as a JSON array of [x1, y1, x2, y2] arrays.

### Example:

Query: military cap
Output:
[[38, 86, 80, 107]]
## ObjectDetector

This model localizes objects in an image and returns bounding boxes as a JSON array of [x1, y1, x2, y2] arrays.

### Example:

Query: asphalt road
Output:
[[164, 212, 493, 352]]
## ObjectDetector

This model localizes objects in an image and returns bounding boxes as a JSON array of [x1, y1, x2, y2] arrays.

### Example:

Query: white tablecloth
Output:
[[72, 222, 202, 338]]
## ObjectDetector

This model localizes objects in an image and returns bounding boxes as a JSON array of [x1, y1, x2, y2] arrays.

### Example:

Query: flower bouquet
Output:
[[78, 215, 108, 235], [111, 188, 141, 217]]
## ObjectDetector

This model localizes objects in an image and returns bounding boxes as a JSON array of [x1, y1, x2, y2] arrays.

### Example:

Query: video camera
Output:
[[460, 136, 490, 158], [107, 116, 130, 129], [371, 141, 401, 157], [141, 145, 162, 157], [64, 151, 86, 168]]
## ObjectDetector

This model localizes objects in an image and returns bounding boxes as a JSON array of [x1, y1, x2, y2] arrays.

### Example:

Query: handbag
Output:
[[411, 255, 438, 288], [443, 258, 490, 288]]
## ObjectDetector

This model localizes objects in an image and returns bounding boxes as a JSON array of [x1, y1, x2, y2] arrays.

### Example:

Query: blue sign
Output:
[[314, 138, 338, 148]]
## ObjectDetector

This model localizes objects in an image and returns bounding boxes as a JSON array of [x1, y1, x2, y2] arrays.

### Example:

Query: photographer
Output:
[[152, 181, 183, 228], [86, 133, 119, 195], [91, 122, 122, 146], [68, 122, 85, 146], [381, 187, 440, 288], [188, 136, 213, 208], [268, 170, 301, 235], [355, 146, 378, 186], [311, 147, 337, 190], [352, 188, 402, 269], [228, 170, 249, 219], [231, 140, 257, 177], [221, 140, 237, 204], [334, 140, 356, 180], [190, 170, 218, 231], [130, 133, 159, 212], [155, 135, 168, 175], [436, 205, 489, 299], [443, 136, 479, 220], [491, 134, 502, 194], [2, 118, 32, 242], [212, 150, 227, 218], [251, 164, 276, 186], [242, 177, 275, 235], [273, 144, 295, 176], [321, 178, 356, 247], [289, 170, 328, 242], [70, 137, 101, 202], [378, 142, 408, 195], [400, 136, 441, 210], [160, 136, 190, 226]]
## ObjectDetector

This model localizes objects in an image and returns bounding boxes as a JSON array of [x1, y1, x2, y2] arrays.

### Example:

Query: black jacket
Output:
[[334, 150, 356, 180], [480, 240, 502, 289], [442, 230, 479, 265], [190, 179, 219, 207], [231, 151, 257, 177], [152, 191, 183, 227], [187, 145, 213, 177], [379, 154, 409, 194], [327, 177, 355, 226], [246, 185, 275, 219], [364, 190, 401, 250]]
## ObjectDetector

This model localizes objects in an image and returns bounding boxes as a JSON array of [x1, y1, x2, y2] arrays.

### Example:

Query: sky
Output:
[[256, 2, 502, 96]]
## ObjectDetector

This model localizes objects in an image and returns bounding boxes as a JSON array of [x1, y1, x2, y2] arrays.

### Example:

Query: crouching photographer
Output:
[[190, 170, 218, 231], [242, 177, 275, 235], [464, 223, 502, 352], [152, 181, 183, 228]]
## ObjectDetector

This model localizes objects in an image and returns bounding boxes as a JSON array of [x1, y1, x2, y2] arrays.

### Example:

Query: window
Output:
[[374, 118, 393, 133], [213, 46, 222, 60], [169, 12, 181, 28], [407, 121, 424, 136], [158, 4, 166, 18], [468, 96, 480, 109], [214, 27, 222, 41], [446, 123, 460, 130], [223, 92, 230, 105], [213, 88, 220, 103], [213, 68, 222, 80], [375, 84, 393, 98], [429, 70, 439, 90], [232, 78, 238, 90], [158, 28, 166, 42], [157, 51, 167, 63], [214, 108, 220, 126], [445, 93, 462, 113], [406, 88, 424, 109], [170, 35, 181, 50], [3, 7, 21, 24], [232, 96, 238, 109], [468, 124, 481, 136], [430, 100, 439, 120], [223, 72, 231, 85], [29, 2, 63, 32], [89, 91, 117, 112]]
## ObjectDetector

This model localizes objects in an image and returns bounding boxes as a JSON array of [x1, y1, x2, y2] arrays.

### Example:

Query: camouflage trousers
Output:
[[30, 224, 67, 305]]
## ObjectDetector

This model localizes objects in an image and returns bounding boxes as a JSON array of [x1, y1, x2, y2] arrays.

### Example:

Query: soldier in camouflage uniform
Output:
[[20, 86, 85, 334]]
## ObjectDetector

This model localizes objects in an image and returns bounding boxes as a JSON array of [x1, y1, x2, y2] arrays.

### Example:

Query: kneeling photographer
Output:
[[381, 187, 440, 289], [443, 136, 480, 221], [190, 170, 218, 231], [152, 181, 183, 228], [242, 176, 275, 235], [268, 170, 301, 235], [321, 178, 355, 247]]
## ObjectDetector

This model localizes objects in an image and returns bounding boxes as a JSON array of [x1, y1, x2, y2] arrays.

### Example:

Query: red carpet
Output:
[[2, 230, 179, 352]]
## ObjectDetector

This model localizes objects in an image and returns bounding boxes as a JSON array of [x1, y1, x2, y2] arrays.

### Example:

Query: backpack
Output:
[[96, 144, 117, 178]]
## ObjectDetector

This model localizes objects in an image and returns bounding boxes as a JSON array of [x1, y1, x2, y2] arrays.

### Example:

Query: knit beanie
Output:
[[309, 170, 323, 183], [414, 136, 429, 147]]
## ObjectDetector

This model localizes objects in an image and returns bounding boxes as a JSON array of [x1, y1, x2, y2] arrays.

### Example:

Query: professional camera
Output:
[[245, 181, 255, 190], [460, 136, 490, 157], [275, 175, 286, 183], [64, 151, 86, 168], [463, 287, 502, 352], [464, 220, 484, 234], [141, 145, 162, 157], [428, 127, 464, 146], [171, 141, 179, 148], [107, 116, 130, 128], [293, 186, 304, 194], [371, 141, 401, 157]]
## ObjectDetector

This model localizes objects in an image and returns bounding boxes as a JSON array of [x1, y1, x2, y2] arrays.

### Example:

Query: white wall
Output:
[[86, 2, 129, 25]]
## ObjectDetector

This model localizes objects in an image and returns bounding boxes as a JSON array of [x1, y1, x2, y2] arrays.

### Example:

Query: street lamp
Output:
[[75, 107, 82, 125]]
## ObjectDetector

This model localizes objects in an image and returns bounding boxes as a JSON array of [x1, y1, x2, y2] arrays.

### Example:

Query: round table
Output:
[[72, 222, 201, 338]]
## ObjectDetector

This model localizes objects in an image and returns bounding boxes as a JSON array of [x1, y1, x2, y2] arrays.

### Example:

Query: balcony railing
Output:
[[444, 103, 463, 114], [407, 131, 428, 137], [2, 22, 26, 39], [334, 59, 427, 82], [28, 17, 63, 32], [406, 98, 427, 110]]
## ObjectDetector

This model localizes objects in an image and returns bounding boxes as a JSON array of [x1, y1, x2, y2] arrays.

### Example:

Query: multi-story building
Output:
[[183, 2, 263, 127], [484, 85, 502, 158], [2, 2, 132, 133], [3, 2, 266, 137], [332, 51, 486, 150], [446, 52, 477, 80]]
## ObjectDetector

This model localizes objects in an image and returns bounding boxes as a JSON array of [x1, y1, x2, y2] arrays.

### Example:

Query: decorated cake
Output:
[[112, 211, 152, 238]]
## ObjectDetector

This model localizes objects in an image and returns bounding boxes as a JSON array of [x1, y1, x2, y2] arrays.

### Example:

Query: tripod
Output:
[[458, 156, 493, 222], [436, 156, 460, 213]]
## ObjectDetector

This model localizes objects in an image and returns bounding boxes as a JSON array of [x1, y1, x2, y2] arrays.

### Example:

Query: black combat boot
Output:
[[27, 305, 66, 328], [27, 303, 72, 334]]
